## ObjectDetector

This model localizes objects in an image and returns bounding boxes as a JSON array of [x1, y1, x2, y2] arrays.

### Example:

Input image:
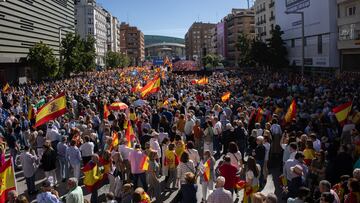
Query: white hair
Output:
[[216, 176, 226, 187]]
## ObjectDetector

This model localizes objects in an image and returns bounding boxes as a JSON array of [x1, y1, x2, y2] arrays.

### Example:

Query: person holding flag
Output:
[[129, 144, 148, 192], [200, 150, 216, 201]]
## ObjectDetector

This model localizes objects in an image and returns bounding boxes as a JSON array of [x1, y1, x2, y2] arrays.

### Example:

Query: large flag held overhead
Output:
[[82, 162, 104, 192], [333, 101, 352, 125], [125, 121, 135, 147], [0, 159, 16, 203], [195, 77, 209, 85], [221, 92, 231, 102], [140, 76, 161, 98], [34, 93, 67, 127], [284, 99, 297, 123]]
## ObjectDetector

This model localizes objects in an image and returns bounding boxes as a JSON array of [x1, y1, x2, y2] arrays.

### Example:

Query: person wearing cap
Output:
[[57, 136, 69, 182], [288, 164, 305, 198], [129, 144, 148, 191], [36, 180, 60, 203]]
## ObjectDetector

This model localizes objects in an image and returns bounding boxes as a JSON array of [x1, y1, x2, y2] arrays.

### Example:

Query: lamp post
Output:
[[285, 11, 304, 78]]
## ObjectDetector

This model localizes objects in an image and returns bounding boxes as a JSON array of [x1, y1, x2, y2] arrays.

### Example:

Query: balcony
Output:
[[269, 15, 275, 21], [269, 1, 275, 8]]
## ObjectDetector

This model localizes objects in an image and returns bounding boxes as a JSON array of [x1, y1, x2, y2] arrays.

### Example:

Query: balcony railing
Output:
[[269, 15, 275, 21]]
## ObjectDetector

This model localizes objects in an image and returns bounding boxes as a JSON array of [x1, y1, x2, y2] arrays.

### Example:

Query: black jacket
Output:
[[41, 148, 57, 171]]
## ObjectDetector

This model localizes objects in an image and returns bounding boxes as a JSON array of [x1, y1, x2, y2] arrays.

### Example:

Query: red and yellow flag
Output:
[[203, 159, 211, 182], [333, 101, 352, 125], [131, 82, 142, 93], [284, 99, 297, 123], [125, 121, 135, 147], [196, 77, 208, 85], [82, 162, 104, 192], [140, 155, 149, 171], [0, 159, 16, 203], [34, 93, 67, 127], [104, 104, 110, 119], [110, 131, 119, 151], [221, 92, 231, 102], [2, 83, 10, 94], [140, 76, 161, 98], [255, 107, 264, 123], [140, 191, 151, 203]]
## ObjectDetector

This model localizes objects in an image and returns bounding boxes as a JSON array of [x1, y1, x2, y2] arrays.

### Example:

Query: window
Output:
[[291, 39, 295, 48], [304, 37, 307, 46], [318, 35, 322, 54], [347, 6, 356, 16]]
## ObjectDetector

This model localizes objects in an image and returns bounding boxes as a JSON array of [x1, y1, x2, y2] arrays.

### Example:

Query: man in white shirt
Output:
[[46, 122, 61, 150], [158, 127, 168, 144], [20, 146, 38, 195], [118, 139, 133, 179], [184, 114, 195, 140], [150, 132, 161, 158], [207, 176, 232, 203], [213, 117, 222, 155], [79, 136, 94, 165]]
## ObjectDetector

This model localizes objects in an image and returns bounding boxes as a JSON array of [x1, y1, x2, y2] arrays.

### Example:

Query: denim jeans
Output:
[[132, 172, 148, 191], [256, 160, 264, 187], [58, 156, 69, 179], [10, 148, 17, 168], [25, 174, 36, 193], [213, 135, 222, 154]]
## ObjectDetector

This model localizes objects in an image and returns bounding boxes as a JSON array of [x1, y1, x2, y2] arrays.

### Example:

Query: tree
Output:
[[250, 39, 270, 68], [60, 33, 82, 76], [27, 41, 58, 80], [236, 33, 253, 67], [106, 51, 130, 68], [202, 54, 222, 70], [80, 35, 96, 72], [268, 25, 288, 69]]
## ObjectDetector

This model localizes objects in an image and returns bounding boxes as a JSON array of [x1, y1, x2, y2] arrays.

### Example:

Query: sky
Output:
[[96, 0, 250, 39]]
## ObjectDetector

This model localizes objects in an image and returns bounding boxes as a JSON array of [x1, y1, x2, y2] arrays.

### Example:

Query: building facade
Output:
[[337, 0, 360, 71], [106, 14, 120, 53], [216, 21, 227, 59], [145, 43, 185, 60], [254, 0, 276, 41], [120, 23, 145, 65], [276, 0, 339, 70], [184, 22, 216, 61], [225, 8, 255, 66], [0, 0, 75, 80], [75, 0, 108, 66]]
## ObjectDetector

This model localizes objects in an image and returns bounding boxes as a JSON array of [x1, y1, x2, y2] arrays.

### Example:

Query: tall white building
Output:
[[254, 0, 276, 42], [276, 0, 339, 70], [106, 13, 120, 53], [75, 0, 108, 66]]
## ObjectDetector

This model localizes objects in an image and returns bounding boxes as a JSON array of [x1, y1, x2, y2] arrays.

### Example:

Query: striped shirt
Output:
[[207, 187, 232, 203]]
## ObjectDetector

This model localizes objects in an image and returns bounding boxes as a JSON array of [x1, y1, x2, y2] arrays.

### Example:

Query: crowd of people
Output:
[[1, 67, 360, 203]]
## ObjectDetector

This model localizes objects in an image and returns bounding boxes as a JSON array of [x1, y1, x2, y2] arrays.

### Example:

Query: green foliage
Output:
[[60, 33, 96, 76], [236, 33, 253, 67], [27, 41, 58, 80], [250, 39, 270, 68], [106, 51, 130, 68], [268, 25, 288, 69], [202, 54, 222, 68]]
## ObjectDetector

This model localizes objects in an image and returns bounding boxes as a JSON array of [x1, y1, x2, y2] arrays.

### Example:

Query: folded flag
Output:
[[333, 101, 352, 125], [140, 155, 149, 171], [125, 120, 135, 147], [203, 159, 211, 182], [284, 99, 297, 123], [34, 93, 66, 127], [0, 159, 16, 203], [221, 92, 231, 102]]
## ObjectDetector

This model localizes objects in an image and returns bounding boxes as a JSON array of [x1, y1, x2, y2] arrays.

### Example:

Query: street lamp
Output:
[[285, 10, 305, 78]]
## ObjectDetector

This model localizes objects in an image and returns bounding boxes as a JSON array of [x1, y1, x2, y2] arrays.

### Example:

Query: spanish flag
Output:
[[28, 105, 35, 121], [131, 82, 142, 93], [163, 99, 169, 106], [110, 131, 119, 151], [34, 93, 67, 127], [140, 155, 149, 171], [2, 83, 10, 93], [284, 99, 297, 123], [140, 76, 161, 98], [83, 161, 104, 192], [221, 92, 231, 102], [125, 121, 135, 147], [104, 104, 110, 119], [0, 159, 16, 203], [333, 101, 352, 125], [255, 107, 264, 123], [140, 191, 151, 203], [203, 159, 211, 182], [196, 77, 208, 85]]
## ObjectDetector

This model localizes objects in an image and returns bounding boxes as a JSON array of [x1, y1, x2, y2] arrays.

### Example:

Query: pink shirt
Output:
[[129, 149, 145, 174]]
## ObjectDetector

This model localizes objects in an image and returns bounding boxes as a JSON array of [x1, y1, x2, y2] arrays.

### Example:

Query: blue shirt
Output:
[[66, 146, 82, 165], [36, 191, 60, 203]]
